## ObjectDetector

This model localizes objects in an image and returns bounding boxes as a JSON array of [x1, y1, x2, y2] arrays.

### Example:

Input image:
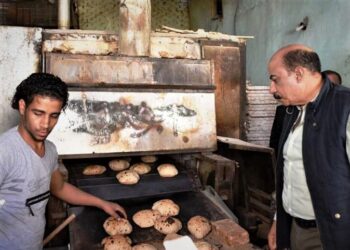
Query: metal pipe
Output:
[[58, 0, 70, 29]]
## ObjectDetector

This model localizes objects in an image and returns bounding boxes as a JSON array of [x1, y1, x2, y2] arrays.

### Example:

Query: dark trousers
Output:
[[290, 219, 323, 250]]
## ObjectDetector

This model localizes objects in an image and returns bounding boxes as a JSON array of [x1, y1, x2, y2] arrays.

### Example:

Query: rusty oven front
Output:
[[42, 30, 249, 250]]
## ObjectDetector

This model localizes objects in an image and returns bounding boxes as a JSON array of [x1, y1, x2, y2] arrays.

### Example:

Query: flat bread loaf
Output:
[[130, 163, 151, 175], [116, 170, 140, 185], [132, 209, 160, 228], [109, 159, 130, 171], [101, 235, 132, 250], [140, 155, 157, 163], [152, 199, 180, 216], [103, 217, 133, 236], [157, 164, 178, 178], [83, 165, 106, 175], [187, 216, 211, 239], [154, 216, 182, 235], [194, 241, 218, 250], [132, 243, 157, 250]]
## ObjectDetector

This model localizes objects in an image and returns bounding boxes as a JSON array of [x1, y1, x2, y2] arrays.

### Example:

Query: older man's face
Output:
[[268, 57, 303, 106]]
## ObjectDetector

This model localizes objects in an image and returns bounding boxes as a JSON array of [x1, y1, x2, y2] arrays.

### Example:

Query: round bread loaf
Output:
[[152, 199, 180, 216], [101, 235, 132, 250], [103, 217, 133, 236], [157, 164, 178, 178], [154, 216, 182, 235], [194, 241, 217, 250], [132, 243, 157, 250], [116, 170, 140, 185], [83, 165, 106, 175], [130, 163, 151, 175], [140, 155, 157, 163], [187, 216, 211, 239], [109, 159, 130, 171], [132, 209, 160, 228]]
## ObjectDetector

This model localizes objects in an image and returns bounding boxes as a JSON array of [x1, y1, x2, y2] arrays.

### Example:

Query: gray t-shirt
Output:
[[0, 127, 58, 250]]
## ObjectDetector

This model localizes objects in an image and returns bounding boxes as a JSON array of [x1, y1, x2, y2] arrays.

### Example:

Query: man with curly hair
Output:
[[0, 73, 126, 250]]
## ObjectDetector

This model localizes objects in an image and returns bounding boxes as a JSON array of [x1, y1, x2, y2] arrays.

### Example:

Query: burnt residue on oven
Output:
[[66, 96, 197, 145]]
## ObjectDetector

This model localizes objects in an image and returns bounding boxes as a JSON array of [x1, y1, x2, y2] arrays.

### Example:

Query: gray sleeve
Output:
[[0, 148, 9, 187], [0, 156, 5, 187], [347, 115, 350, 162]]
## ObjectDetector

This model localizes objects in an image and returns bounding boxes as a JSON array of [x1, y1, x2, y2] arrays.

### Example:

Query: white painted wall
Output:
[[0, 26, 42, 134]]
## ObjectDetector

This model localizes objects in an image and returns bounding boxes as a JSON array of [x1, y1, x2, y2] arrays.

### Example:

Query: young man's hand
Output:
[[268, 220, 277, 250], [99, 200, 127, 219]]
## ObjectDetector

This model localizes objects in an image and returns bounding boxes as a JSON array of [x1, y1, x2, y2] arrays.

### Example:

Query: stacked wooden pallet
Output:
[[245, 84, 278, 147]]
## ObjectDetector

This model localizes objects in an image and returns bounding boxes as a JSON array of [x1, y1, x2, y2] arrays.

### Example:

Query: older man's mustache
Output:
[[273, 93, 282, 100]]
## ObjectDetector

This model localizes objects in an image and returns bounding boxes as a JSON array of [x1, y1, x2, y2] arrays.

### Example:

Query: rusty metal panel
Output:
[[42, 29, 118, 55], [0, 26, 42, 134], [150, 35, 201, 59], [45, 53, 212, 87], [48, 91, 216, 156], [202, 42, 246, 139]]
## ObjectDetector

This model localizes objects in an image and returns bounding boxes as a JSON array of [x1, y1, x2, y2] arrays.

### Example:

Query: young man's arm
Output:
[[50, 169, 127, 218]]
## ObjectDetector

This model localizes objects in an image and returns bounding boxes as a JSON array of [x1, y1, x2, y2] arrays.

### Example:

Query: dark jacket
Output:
[[269, 105, 286, 156], [276, 76, 350, 250]]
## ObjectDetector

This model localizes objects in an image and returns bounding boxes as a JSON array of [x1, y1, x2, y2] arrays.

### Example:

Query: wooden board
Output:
[[150, 36, 201, 59], [202, 41, 246, 139]]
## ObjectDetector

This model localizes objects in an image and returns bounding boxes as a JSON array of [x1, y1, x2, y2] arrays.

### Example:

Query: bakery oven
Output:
[[63, 154, 239, 250], [42, 30, 251, 249]]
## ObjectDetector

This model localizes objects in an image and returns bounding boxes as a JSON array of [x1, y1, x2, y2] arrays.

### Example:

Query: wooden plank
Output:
[[150, 36, 201, 59], [45, 53, 213, 87], [202, 42, 246, 139], [42, 30, 119, 55]]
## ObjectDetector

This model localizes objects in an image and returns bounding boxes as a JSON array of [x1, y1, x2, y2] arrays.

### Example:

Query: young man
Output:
[[0, 73, 126, 250], [267, 44, 350, 250]]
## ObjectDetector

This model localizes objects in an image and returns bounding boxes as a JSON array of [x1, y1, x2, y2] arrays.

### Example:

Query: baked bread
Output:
[[140, 155, 157, 163], [154, 216, 182, 234], [116, 170, 140, 185], [194, 241, 217, 250], [130, 163, 151, 175], [152, 199, 180, 216], [157, 164, 178, 178], [82, 165, 106, 175], [101, 235, 132, 250], [103, 217, 133, 236], [132, 243, 157, 250], [132, 209, 160, 228], [109, 159, 130, 171], [187, 216, 211, 239]]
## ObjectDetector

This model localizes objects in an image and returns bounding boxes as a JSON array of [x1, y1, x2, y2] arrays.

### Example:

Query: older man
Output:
[[267, 44, 350, 250]]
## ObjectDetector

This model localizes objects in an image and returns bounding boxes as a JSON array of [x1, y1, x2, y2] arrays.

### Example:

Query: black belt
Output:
[[294, 217, 317, 229]]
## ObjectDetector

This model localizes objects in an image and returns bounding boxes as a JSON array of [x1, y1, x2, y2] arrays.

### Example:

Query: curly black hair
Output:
[[11, 73, 69, 110]]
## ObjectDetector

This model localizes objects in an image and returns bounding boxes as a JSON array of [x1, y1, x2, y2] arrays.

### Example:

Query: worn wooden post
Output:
[[119, 0, 151, 56]]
